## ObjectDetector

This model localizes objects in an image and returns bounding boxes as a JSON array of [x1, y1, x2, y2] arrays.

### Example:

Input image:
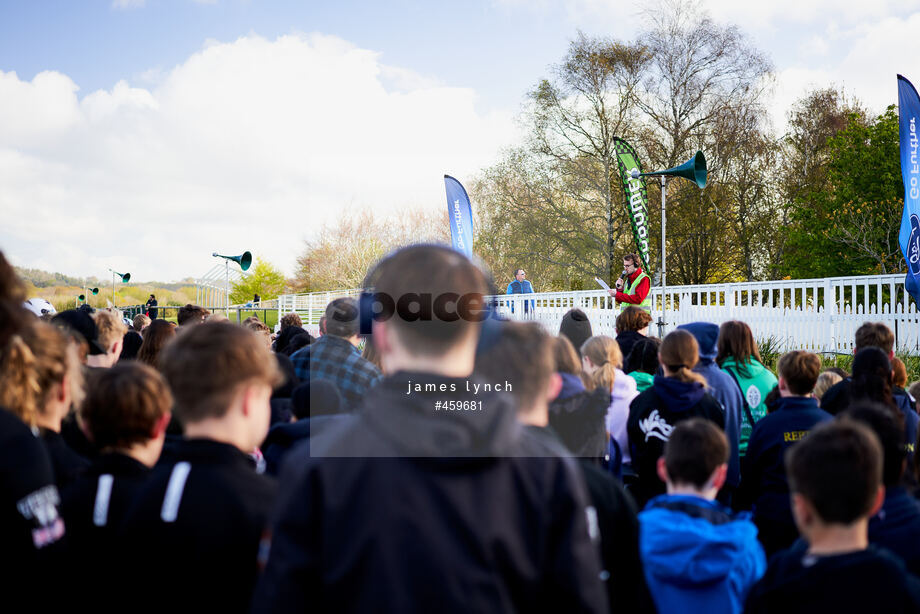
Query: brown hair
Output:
[[892, 357, 908, 389], [616, 306, 653, 333], [551, 336, 582, 377], [280, 312, 302, 331], [664, 418, 729, 488], [80, 362, 172, 450], [243, 318, 272, 336], [177, 304, 210, 326], [623, 253, 640, 267], [137, 319, 177, 369], [474, 321, 554, 413], [361, 339, 383, 371], [660, 330, 707, 386], [580, 336, 622, 392], [370, 245, 490, 357], [716, 320, 763, 376], [92, 309, 128, 352], [786, 420, 882, 524], [854, 322, 894, 354], [0, 320, 84, 427], [159, 322, 283, 424], [777, 351, 822, 395], [133, 314, 151, 332], [324, 298, 359, 338]]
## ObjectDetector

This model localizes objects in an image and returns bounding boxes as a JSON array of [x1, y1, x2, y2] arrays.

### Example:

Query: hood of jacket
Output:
[[355, 371, 523, 457], [557, 372, 586, 400], [640, 495, 762, 585], [720, 355, 772, 380], [652, 375, 707, 412], [678, 322, 719, 363]]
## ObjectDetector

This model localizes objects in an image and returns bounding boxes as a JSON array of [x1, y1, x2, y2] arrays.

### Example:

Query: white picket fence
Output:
[[278, 274, 920, 354]]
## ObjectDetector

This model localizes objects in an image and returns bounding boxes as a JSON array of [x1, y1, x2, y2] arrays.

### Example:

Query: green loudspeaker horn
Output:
[[90, 287, 99, 295], [79, 294, 85, 301], [212, 251, 253, 271], [637, 151, 707, 189], [114, 271, 131, 283]]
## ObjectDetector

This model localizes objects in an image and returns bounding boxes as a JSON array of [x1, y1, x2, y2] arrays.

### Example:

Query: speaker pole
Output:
[[225, 258, 230, 316], [659, 175, 668, 339]]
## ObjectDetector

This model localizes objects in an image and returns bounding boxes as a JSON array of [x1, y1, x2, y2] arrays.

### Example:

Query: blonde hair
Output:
[[580, 336, 622, 392], [660, 330, 707, 386], [0, 321, 84, 427], [92, 309, 127, 353], [814, 371, 843, 401]]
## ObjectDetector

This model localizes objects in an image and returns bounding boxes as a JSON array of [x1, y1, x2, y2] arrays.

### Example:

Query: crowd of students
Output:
[[3, 245, 920, 613]]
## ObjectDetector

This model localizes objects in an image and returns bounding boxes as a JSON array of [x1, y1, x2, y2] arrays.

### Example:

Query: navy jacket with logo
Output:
[[738, 396, 831, 523], [627, 376, 725, 507]]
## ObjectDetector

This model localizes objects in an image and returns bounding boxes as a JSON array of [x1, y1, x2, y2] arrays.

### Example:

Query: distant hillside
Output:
[[16, 267, 199, 313]]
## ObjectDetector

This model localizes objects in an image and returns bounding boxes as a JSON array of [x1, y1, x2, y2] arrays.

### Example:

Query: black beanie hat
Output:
[[559, 308, 593, 357]]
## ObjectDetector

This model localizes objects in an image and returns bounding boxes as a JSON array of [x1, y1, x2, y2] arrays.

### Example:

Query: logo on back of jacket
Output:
[[639, 409, 674, 442]]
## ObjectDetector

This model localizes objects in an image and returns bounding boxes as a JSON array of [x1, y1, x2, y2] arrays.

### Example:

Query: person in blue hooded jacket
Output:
[[738, 350, 832, 556], [640, 418, 766, 614], [679, 322, 744, 503], [627, 330, 725, 507]]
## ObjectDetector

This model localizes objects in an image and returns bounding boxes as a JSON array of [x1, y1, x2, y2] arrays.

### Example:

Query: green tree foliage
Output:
[[230, 258, 287, 304], [784, 103, 903, 277]]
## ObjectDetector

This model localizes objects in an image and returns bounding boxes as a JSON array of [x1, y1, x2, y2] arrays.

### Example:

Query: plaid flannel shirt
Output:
[[290, 335, 382, 411]]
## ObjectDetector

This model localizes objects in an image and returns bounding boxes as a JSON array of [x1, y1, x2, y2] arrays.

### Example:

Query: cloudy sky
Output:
[[2, 0, 920, 282]]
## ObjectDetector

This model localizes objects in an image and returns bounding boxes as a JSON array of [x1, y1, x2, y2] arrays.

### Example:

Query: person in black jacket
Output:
[[738, 351, 831, 556], [547, 335, 609, 460], [845, 403, 920, 577], [615, 306, 652, 364], [61, 362, 171, 607], [145, 294, 158, 320], [477, 320, 653, 613], [253, 245, 608, 614], [627, 329, 725, 508], [118, 322, 283, 614], [0, 319, 89, 490], [745, 420, 920, 613]]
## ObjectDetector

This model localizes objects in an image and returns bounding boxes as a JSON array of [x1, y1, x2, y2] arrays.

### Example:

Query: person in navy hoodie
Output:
[[640, 418, 765, 613], [845, 403, 920, 577], [627, 329, 725, 507], [745, 420, 920, 613], [821, 323, 918, 458], [738, 350, 831, 556], [678, 322, 744, 504]]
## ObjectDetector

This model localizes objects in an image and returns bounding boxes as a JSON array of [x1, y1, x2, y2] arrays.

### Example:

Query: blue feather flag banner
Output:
[[444, 175, 474, 258], [897, 75, 920, 307]]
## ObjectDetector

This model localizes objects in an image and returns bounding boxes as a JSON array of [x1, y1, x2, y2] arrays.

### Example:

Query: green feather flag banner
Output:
[[613, 137, 651, 271]]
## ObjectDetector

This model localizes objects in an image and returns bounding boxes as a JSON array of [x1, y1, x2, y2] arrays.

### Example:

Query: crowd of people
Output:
[[3, 244, 920, 613]]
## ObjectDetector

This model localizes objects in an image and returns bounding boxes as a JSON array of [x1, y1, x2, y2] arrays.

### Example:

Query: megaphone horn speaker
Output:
[[91, 287, 99, 295], [213, 251, 253, 271], [638, 150, 707, 189], [114, 272, 131, 283]]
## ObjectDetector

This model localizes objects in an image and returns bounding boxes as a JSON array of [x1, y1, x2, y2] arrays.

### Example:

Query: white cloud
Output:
[[112, 0, 146, 9], [0, 33, 516, 282]]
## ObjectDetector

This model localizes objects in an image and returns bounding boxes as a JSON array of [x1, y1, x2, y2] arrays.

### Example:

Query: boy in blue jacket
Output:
[[639, 418, 766, 614]]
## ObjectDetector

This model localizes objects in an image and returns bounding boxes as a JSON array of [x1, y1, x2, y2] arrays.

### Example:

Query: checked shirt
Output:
[[290, 335, 382, 411]]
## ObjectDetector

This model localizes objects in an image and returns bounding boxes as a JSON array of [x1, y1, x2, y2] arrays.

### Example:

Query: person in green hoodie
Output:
[[716, 321, 778, 456]]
